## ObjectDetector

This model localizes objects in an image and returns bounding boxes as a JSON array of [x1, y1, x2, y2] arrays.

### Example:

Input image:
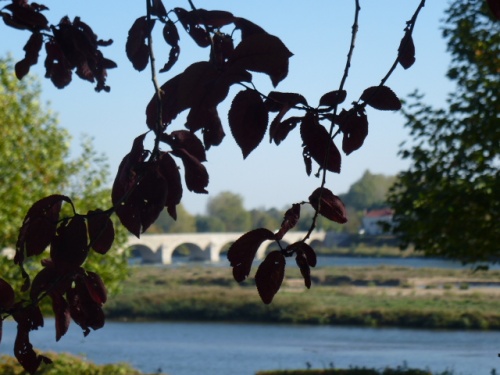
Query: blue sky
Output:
[[1, 1, 453, 214]]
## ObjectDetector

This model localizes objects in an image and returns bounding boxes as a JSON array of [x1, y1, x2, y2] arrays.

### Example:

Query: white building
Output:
[[361, 208, 394, 235]]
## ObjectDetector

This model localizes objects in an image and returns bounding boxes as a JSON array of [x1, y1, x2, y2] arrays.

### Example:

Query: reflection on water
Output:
[[1, 320, 499, 375]]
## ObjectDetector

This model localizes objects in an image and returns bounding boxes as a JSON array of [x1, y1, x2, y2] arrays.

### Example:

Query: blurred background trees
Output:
[[0, 57, 128, 294], [388, 0, 500, 263]]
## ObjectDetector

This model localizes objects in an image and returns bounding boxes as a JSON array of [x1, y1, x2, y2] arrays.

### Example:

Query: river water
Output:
[[1, 320, 499, 375], [168, 255, 496, 270]]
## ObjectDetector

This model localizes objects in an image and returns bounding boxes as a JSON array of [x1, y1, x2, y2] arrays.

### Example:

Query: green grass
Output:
[[0, 352, 164, 375], [104, 265, 500, 330]]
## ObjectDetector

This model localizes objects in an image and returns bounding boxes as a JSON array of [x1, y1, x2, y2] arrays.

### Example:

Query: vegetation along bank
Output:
[[104, 265, 500, 330]]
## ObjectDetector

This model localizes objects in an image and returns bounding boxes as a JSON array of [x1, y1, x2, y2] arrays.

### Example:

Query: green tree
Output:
[[388, 0, 500, 263], [0, 57, 69, 249], [340, 170, 396, 211], [0, 58, 128, 295], [249, 208, 282, 231], [195, 215, 225, 232], [147, 204, 196, 233], [206, 191, 251, 232]]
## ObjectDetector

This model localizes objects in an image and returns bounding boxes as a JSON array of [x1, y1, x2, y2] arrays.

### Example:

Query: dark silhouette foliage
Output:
[[388, 0, 500, 264], [0, 0, 432, 372]]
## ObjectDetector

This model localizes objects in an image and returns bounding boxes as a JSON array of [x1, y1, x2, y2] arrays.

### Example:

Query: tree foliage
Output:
[[388, 0, 500, 264], [340, 170, 396, 211], [147, 204, 196, 233], [0, 58, 128, 296], [206, 191, 251, 232], [0, 0, 433, 372], [0, 57, 67, 250]]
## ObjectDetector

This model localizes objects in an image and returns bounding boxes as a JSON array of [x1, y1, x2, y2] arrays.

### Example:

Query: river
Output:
[[1, 320, 499, 375], [167, 255, 497, 270]]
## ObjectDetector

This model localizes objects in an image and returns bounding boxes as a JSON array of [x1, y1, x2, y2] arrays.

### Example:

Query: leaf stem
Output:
[[146, 0, 163, 158]]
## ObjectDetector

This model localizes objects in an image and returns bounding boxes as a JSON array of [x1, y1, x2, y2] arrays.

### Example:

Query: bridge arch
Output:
[[171, 242, 207, 262], [126, 231, 326, 265], [128, 244, 160, 264]]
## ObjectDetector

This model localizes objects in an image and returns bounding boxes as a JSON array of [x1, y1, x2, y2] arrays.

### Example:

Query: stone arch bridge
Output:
[[126, 231, 326, 264]]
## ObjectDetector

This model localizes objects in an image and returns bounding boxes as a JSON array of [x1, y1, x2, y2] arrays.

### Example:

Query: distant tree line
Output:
[[147, 170, 396, 235]]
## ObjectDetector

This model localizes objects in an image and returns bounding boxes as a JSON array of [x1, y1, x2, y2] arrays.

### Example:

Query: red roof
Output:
[[365, 208, 394, 218]]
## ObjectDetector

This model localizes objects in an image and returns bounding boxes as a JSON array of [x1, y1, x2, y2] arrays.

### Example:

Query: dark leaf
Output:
[[162, 130, 206, 161], [171, 148, 209, 194], [228, 90, 269, 159], [275, 204, 300, 240], [336, 108, 369, 155], [255, 251, 285, 304], [192, 9, 235, 28], [0, 278, 15, 310], [227, 228, 275, 282], [289, 241, 317, 267], [50, 216, 88, 271], [160, 20, 180, 73], [50, 293, 70, 341], [112, 133, 147, 206], [302, 148, 312, 176], [163, 19, 180, 47], [151, 0, 167, 18], [270, 116, 302, 145], [309, 187, 348, 224], [147, 62, 233, 130], [44, 40, 72, 89], [234, 17, 267, 40], [398, 32, 416, 69], [116, 163, 168, 237], [67, 279, 105, 336], [15, 32, 43, 79], [160, 45, 180, 73], [228, 33, 293, 87], [319, 90, 347, 107], [50, 16, 115, 92], [360, 86, 402, 111], [173, 8, 211, 47], [126, 16, 154, 71], [83, 271, 107, 305], [201, 109, 226, 150], [30, 265, 72, 302], [187, 25, 211, 47], [112, 134, 154, 237], [16, 195, 71, 263], [4, 2, 49, 31], [295, 251, 311, 288], [1, 11, 29, 30], [265, 91, 307, 112], [13, 305, 50, 375], [300, 112, 341, 173], [87, 210, 114, 254], [213, 33, 234, 65], [183, 64, 249, 135], [158, 152, 183, 220], [173, 8, 189, 28]]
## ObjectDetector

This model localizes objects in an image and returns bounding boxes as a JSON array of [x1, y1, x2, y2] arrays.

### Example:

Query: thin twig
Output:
[[369, 0, 426, 98], [304, 0, 361, 242], [146, 0, 164, 158]]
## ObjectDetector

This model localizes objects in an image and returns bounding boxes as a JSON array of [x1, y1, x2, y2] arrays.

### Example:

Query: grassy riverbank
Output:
[[105, 265, 500, 330], [256, 368, 455, 375], [0, 352, 163, 375]]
